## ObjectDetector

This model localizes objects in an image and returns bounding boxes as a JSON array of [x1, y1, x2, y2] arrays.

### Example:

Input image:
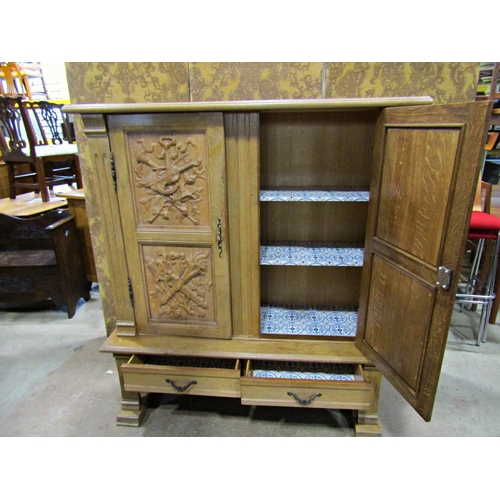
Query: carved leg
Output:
[[354, 366, 382, 437], [114, 355, 148, 427]]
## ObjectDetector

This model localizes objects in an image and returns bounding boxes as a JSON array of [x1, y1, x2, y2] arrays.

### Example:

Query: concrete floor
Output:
[[1, 284, 499, 437]]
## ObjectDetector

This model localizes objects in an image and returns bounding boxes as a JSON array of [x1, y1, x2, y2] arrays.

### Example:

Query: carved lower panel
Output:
[[126, 131, 211, 228], [142, 245, 216, 324]]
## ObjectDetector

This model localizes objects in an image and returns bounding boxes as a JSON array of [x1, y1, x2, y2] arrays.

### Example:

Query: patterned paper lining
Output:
[[252, 360, 355, 380], [260, 190, 370, 202], [253, 370, 355, 380], [261, 306, 358, 337], [260, 245, 364, 266]]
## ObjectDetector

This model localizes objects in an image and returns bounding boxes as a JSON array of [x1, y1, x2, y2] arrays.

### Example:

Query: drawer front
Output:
[[121, 356, 241, 398], [241, 364, 372, 410]]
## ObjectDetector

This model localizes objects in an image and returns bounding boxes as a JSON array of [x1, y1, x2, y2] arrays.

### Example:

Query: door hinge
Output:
[[436, 266, 452, 290], [109, 151, 117, 192], [128, 277, 134, 307]]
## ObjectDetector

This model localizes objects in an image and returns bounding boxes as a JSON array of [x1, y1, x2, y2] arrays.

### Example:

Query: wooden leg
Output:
[[489, 253, 500, 324], [74, 155, 84, 189], [35, 158, 50, 202], [114, 355, 148, 427], [354, 366, 382, 437], [6, 162, 17, 199]]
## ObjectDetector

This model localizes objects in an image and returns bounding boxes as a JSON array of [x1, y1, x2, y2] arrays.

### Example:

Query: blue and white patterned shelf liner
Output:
[[253, 370, 355, 380], [260, 190, 370, 202], [261, 306, 358, 337], [260, 245, 364, 266]]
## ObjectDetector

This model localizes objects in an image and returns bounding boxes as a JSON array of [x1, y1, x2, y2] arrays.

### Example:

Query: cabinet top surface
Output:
[[64, 96, 434, 114]]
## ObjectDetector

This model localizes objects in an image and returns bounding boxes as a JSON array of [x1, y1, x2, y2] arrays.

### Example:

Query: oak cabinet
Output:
[[67, 97, 489, 435]]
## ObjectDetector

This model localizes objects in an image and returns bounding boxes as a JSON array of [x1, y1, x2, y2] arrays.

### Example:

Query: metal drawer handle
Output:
[[287, 391, 322, 406], [165, 379, 197, 392]]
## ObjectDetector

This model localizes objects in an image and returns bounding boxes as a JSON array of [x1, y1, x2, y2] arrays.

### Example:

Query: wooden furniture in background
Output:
[[0, 160, 9, 199], [0, 96, 82, 202], [0, 209, 90, 318], [0, 190, 68, 217], [0, 62, 48, 100], [57, 189, 97, 284], [66, 97, 489, 435]]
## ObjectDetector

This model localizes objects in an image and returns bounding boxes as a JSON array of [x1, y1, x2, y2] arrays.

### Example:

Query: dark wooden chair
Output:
[[0, 95, 82, 202], [0, 209, 90, 318]]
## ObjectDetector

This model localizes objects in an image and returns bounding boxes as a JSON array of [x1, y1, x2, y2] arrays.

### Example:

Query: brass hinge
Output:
[[436, 266, 452, 290]]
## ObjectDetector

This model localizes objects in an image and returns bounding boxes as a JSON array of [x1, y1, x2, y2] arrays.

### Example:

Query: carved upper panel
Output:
[[127, 131, 210, 227]]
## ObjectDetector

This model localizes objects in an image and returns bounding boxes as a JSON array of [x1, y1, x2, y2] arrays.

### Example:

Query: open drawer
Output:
[[121, 355, 241, 398], [241, 360, 372, 410]]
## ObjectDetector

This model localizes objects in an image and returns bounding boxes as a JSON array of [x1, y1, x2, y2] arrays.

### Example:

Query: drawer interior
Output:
[[141, 355, 240, 371], [245, 359, 364, 381]]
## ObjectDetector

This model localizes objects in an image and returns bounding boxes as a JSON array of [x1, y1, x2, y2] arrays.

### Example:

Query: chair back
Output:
[[24, 101, 73, 145], [472, 178, 493, 213], [0, 95, 32, 157]]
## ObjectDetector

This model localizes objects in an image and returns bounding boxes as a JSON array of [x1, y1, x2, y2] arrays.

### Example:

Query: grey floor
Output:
[[1, 284, 499, 437]]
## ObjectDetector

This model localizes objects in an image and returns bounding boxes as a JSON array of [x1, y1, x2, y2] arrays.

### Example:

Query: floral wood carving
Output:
[[146, 249, 213, 320], [135, 136, 206, 225]]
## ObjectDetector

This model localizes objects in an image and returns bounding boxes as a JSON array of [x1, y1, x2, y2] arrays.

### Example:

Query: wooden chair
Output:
[[0, 209, 90, 318], [0, 62, 49, 99], [0, 95, 82, 202]]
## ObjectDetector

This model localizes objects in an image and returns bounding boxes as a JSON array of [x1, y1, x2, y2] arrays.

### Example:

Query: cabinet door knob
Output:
[[287, 391, 322, 406], [165, 379, 197, 392]]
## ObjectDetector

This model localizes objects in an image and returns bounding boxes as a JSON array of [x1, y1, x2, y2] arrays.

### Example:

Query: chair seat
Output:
[[469, 211, 500, 238], [34, 144, 79, 157]]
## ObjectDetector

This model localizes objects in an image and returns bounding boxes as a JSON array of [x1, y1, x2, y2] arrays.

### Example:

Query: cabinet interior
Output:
[[258, 110, 378, 339]]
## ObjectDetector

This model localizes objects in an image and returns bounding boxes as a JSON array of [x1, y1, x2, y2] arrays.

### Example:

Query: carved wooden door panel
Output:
[[108, 113, 232, 339], [356, 101, 489, 421]]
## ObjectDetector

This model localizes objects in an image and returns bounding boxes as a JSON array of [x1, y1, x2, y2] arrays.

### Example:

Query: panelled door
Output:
[[356, 101, 489, 421], [108, 113, 232, 339]]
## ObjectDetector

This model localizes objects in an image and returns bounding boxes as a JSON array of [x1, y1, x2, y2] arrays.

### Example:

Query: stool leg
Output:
[[479, 232, 500, 344], [464, 238, 485, 312]]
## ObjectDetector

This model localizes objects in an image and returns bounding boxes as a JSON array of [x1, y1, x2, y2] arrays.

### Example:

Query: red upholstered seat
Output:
[[469, 211, 500, 239]]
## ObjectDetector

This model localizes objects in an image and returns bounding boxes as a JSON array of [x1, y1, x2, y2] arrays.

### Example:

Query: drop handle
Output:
[[287, 392, 322, 406], [217, 218, 223, 258], [165, 379, 197, 392]]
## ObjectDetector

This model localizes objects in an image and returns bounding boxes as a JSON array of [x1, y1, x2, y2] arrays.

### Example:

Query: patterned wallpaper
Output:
[[65, 62, 190, 104], [66, 62, 479, 104], [325, 62, 479, 103], [65, 62, 480, 335]]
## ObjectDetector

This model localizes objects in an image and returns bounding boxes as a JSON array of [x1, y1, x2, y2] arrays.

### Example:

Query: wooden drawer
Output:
[[241, 360, 372, 410], [121, 355, 241, 398]]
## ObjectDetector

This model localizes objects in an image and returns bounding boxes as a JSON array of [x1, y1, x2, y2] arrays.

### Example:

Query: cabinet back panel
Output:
[[261, 266, 362, 308], [260, 202, 368, 243], [260, 111, 378, 189]]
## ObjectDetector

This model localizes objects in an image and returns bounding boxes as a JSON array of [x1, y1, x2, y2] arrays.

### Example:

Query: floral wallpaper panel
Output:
[[325, 62, 479, 104], [65, 62, 189, 104]]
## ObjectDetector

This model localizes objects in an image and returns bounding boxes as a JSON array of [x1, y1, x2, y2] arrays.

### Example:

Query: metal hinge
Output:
[[436, 266, 452, 290], [128, 277, 134, 308], [110, 150, 117, 192]]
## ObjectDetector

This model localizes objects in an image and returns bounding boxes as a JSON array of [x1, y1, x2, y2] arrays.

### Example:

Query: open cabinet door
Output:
[[356, 101, 489, 421]]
